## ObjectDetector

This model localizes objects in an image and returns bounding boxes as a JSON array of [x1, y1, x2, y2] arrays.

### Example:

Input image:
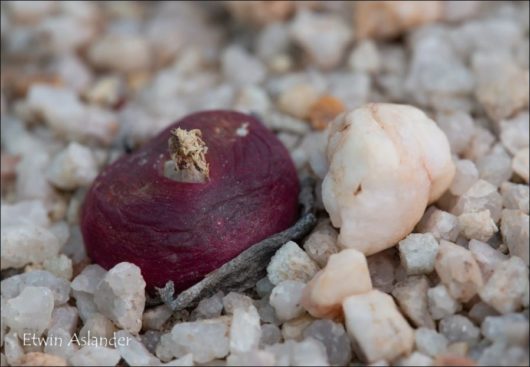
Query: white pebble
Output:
[[501, 182, 529, 214], [458, 210, 498, 242], [267, 241, 319, 285], [1, 225, 61, 270], [398, 233, 439, 275], [392, 276, 434, 329], [452, 179, 503, 222], [46, 142, 98, 190], [450, 159, 479, 196], [302, 249, 372, 318], [415, 327, 448, 358], [94, 262, 146, 334], [479, 256, 529, 314], [290, 11, 353, 70], [512, 147, 529, 183], [435, 240, 484, 302], [427, 284, 462, 320], [222, 45, 266, 86], [142, 305, 173, 331], [468, 239, 508, 280], [500, 209, 529, 264], [270, 280, 306, 321], [499, 111, 529, 155], [230, 305, 262, 354], [416, 207, 460, 242], [116, 330, 160, 366], [1, 270, 70, 306], [342, 289, 414, 363], [157, 318, 230, 364], [349, 40, 380, 74], [69, 346, 121, 367], [302, 220, 339, 267], [4, 286, 54, 337], [227, 350, 276, 366], [88, 33, 152, 73], [26, 85, 118, 145]]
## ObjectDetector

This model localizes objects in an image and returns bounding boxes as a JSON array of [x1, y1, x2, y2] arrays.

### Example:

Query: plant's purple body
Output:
[[81, 110, 300, 292]]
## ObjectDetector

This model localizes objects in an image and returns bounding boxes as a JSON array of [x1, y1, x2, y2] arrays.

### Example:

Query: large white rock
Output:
[[322, 104, 455, 255], [94, 262, 146, 334], [301, 249, 372, 318], [342, 289, 414, 363]]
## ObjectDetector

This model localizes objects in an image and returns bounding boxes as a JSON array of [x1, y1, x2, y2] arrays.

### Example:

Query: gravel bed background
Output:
[[0, 1, 529, 366]]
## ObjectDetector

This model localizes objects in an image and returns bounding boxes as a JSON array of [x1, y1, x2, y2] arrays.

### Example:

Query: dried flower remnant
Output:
[[165, 128, 210, 183]]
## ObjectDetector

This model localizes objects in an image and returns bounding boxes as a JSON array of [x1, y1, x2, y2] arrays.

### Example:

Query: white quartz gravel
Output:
[[1, 2, 528, 366]]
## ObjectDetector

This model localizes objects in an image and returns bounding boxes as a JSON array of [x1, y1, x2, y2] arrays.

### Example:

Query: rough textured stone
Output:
[[416, 207, 460, 242], [222, 292, 254, 315], [392, 276, 434, 329], [435, 240, 484, 302], [450, 160, 479, 196], [290, 10, 353, 70], [270, 280, 306, 321], [343, 289, 414, 363], [427, 284, 462, 320], [500, 209, 530, 264], [501, 182, 529, 214], [512, 147, 529, 183], [302, 249, 372, 318], [481, 313, 529, 345], [415, 327, 448, 358], [69, 346, 121, 367], [302, 220, 339, 267], [398, 233, 439, 275], [230, 305, 261, 354], [4, 286, 54, 337], [267, 241, 319, 285], [302, 319, 351, 366], [354, 1, 442, 40], [46, 142, 98, 190], [479, 256, 529, 314], [452, 179, 503, 222], [281, 314, 314, 341], [1, 270, 70, 306], [94, 262, 146, 334], [260, 324, 282, 348], [439, 315, 480, 345], [458, 210, 498, 242], [468, 239, 508, 280], [156, 317, 230, 364]]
